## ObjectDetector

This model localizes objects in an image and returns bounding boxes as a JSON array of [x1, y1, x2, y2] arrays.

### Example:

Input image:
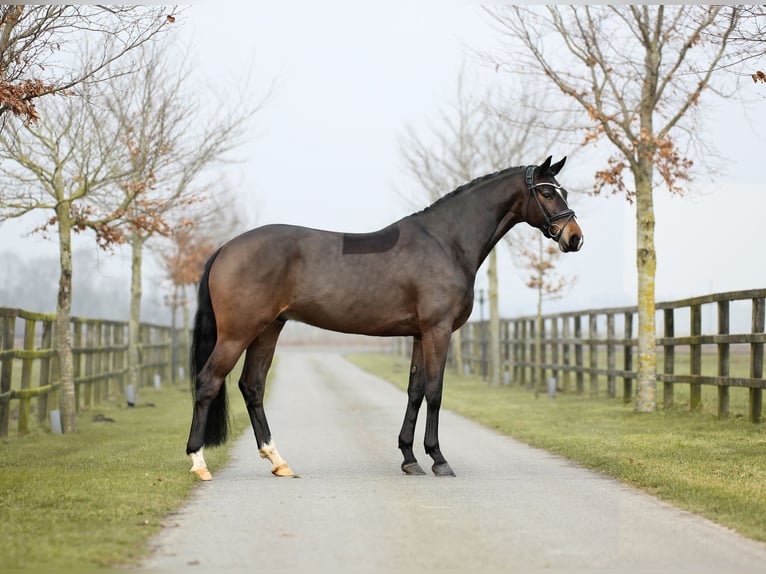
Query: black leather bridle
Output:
[[524, 165, 576, 242]]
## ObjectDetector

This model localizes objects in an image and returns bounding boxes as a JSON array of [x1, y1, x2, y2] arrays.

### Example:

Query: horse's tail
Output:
[[190, 248, 229, 448]]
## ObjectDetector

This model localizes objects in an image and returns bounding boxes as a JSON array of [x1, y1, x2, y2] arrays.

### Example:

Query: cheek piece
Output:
[[524, 165, 576, 242]]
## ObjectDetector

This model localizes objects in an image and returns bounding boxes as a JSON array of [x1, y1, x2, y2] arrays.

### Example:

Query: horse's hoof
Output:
[[192, 467, 213, 481], [401, 461, 426, 476], [272, 463, 296, 477], [432, 462, 456, 477]]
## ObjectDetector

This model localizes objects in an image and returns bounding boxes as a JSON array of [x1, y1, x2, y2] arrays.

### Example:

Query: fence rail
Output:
[[0, 307, 182, 437], [459, 289, 766, 423]]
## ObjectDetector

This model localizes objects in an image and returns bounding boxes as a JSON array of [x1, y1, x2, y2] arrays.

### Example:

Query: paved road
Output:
[[142, 348, 766, 572]]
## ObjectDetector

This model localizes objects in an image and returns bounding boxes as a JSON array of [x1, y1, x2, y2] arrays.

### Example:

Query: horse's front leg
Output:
[[422, 324, 455, 477], [398, 337, 426, 475]]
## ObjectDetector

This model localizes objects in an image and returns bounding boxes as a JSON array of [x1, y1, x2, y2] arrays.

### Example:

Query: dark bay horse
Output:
[[186, 156, 583, 480]]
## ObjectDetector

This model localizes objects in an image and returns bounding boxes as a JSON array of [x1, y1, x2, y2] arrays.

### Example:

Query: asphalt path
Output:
[[142, 347, 766, 572]]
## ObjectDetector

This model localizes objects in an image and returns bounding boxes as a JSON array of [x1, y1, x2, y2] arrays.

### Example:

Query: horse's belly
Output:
[[283, 294, 419, 337]]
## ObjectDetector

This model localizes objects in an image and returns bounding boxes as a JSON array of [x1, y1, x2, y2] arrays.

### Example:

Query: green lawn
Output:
[[4, 349, 764, 567], [346, 352, 766, 543], [0, 378, 249, 568]]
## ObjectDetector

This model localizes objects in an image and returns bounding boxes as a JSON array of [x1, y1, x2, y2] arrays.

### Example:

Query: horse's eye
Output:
[[541, 190, 553, 200]]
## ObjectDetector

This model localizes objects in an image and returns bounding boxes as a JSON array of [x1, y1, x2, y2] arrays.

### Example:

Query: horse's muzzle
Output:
[[558, 222, 584, 253]]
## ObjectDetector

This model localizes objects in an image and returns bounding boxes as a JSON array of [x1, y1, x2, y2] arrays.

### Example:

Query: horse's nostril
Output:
[[570, 234, 582, 250]]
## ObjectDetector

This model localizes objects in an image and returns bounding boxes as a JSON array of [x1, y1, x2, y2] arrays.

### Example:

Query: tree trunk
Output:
[[55, 201, 77, 433], [127, 233, 144, 390], [487, 248, 501, 385], [633, 162, 657, 412]]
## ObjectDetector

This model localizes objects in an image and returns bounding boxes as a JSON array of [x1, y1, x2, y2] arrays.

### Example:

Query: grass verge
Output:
[[0, 378, 249, 569], [346, 352, 766, 543]]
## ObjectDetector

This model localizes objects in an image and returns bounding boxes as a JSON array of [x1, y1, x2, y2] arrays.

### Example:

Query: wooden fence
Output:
[[0, 307, 181, 437], [459, 289, 766, 423]]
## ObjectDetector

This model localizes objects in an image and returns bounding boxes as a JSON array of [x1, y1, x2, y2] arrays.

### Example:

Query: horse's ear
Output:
[[535, 156, 553, 176], [550, 156, 567, 176]]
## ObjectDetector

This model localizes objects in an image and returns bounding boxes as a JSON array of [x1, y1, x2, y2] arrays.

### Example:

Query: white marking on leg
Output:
[[189, 448, 212, 480], [258, 440, 295, 475], [190, 447, 207, 471], [258, 439, 286, 471]]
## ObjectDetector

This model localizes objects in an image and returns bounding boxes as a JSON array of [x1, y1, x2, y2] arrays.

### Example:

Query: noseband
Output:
[[524, 165, 576, 242]]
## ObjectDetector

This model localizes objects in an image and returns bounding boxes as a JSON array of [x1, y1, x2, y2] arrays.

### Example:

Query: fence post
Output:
[[539, 317, 548, 392], [0, 314, 16, 438], [20, 318, 35, 391], [606, 313, 616, 398], [512, 320, 520, 384], [562, 316, 571, 394], [73, 319, 83, 412], [574, 315, 583, 394], [550, 317, 559, 389], [462, 323, 471, 374], [105, 323, 115, 400], [116, 324, 126, 393], [84, 321, 94, 408], [623, 311, 634, 404], [717, 300, 730, 419], [588, 313, 598, 396], [163, 326, 172, 384], [690, 304, 702, 411], [480, 319, 488, 382], [17, 318, 37, 436], [519, 320, 527, 386], [95, 322, 104, 404], [530, 318, 537, 387], [749, 297, 764, 423], [501, 320, 510, 382], [663, 308, 675, 409], [38, 319, 53, 424], [459, 325, 468, 374]]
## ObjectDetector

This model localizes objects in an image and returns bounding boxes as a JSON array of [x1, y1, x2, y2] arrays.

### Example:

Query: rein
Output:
[[524, 165, 576, 242]]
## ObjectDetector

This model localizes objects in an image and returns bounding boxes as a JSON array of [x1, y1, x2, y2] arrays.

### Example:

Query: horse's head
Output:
[[524, 156, 583, 253]]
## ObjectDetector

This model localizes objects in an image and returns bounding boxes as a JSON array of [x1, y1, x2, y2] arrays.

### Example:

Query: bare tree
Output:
[[99, 42, 263, 392], [0, 93, 134, 433], [730, 6, 766, 85], [486, 6, 748, 412], [0, 5, 177, 127]]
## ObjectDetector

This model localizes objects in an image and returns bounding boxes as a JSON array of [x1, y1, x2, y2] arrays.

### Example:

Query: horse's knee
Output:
[[424, 390, 442, 409], [406, 392, 424, 411]]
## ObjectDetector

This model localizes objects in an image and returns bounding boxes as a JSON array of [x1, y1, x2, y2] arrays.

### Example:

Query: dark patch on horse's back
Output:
[[342, 225, 400, 255]]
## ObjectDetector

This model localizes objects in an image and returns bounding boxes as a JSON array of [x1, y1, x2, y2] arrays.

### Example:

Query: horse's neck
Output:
[[415, 176, 525, 273]]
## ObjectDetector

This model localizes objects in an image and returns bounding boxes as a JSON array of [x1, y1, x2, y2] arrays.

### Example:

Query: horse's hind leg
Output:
[[238, 320, 295, 477], [188, 338, 247, 481]]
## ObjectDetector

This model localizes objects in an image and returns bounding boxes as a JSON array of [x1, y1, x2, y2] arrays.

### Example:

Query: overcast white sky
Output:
[[1, 2, 764, 320]]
